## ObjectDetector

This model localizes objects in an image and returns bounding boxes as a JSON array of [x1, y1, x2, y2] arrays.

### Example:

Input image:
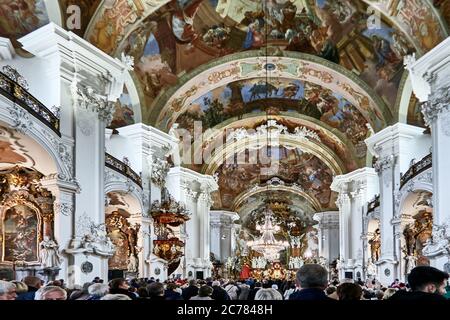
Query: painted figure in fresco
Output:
[[0, 0, 49, 38], [170, 0, 203, 43], [39, 236, 62, 268]]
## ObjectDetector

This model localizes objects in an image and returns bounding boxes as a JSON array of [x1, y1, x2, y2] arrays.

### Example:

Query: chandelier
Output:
[[247, 208, 289, 261]]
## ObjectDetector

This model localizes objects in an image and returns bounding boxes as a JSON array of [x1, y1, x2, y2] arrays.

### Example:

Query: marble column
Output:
[[406, 41, 450, 269], [210, 211, 240, 263], [313, 212, 339, 265], [366, 124, 425, 285]]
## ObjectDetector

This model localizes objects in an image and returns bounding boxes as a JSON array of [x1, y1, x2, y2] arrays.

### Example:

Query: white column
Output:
[[20, 23, 129, 286], [406, 40, 450, 269], [210, 211, 239, 262], [366, 123, 424, 285], [313, 212, 339, 264]]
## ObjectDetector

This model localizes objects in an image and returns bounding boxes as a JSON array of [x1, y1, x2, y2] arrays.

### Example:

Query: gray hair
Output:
[[296, 264, 329, 289], [100, 294, 132, 300], [35, 286, 67, 300], [0, 280, 16, 295], [254, 288, 283, 300], [88, 283, 109, 297]]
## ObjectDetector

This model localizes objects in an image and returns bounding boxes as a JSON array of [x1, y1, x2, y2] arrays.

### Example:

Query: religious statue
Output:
[[404, 255, 417, 275], [369, 229, 381, 261], [366, 258, 377, 278], [127, 254, 139, 273], [422, 223, 449, 257], [39, 236, 63, 269]]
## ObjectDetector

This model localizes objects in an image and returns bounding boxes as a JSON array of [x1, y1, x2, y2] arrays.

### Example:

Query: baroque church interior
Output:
[[0, 0, 450, 301]]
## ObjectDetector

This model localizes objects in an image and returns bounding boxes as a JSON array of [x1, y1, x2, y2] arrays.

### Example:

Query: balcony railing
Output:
[[367, 194, 380, 213], [0, 70, 60, 136], [400, 153, 432, 189], [105, 153, 142, 188]]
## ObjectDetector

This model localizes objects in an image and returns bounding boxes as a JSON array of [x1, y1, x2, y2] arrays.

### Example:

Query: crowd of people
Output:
[[0, 265, 449, 301]]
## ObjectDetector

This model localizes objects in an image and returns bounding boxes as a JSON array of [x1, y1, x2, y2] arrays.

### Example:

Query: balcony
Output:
[[0, 67, 60, 136], [105, 153, 142, 188], [400, 153, 432, 189], [367, 194, 380, 213]]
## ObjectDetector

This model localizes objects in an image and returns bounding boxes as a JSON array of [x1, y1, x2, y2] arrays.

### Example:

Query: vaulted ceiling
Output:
[[1, 0, 447, 226]]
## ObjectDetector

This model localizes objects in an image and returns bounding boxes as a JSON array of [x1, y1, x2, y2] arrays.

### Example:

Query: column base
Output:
[[375, 259, 399, 286]]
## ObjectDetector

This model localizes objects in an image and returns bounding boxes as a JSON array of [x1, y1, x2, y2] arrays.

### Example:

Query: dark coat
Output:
[[247, 287, 261, 301], [164, 290, 183, 300], [211, 286, 230, 301], [289, 288, 335, 301], [16, 287, 38, 301], [389, 290, 447, 301], [182, 285, 199, 300], [109, 288, 138, 300]]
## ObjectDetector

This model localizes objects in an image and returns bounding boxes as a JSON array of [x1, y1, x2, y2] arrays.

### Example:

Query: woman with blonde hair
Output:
[[11, 281, 28, 294], [382, 288, 397, 300]]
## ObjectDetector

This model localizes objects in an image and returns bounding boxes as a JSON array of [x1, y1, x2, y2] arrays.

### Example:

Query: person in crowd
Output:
[[283, 283, 297, 300], [254, 288, 283, 300], [35, 286, 67, 300], [336, 283, 362, 301], [238, 283, 250, 300], [289, 264, 334, 301], [382, 288, 397, 300], [224, 281, 240, 300], [16, 276, 41, 300], [247, 282, 262, 300], [109, 278, 137, 300], [69, 282, 92, 300], [100, 294, 132, 300], [325, 286, 338, 300], [164, 283, 183, 300], [182, 279, 198, 300], [0, 280, 17, 300], [87, 283, 109, 300], [390, 266, 449, 301], [147, 282, 166, 300], [211, 280, 230, 300], [11, 281, 28, 296], [190, 285, 213, 300]]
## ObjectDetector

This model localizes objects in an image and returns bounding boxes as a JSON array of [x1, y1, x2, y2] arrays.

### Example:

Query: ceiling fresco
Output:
[[0, 0, 49, 45], [213, 145, 334, 210], [175, 78, 370, 158], [1, 0, 447, 237]]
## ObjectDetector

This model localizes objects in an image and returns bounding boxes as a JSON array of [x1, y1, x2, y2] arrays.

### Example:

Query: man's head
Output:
[[22, 276, 42, 289], [296, 264, 328, 290], [35, 286, 67, 300], [407, 266, 449, 295], [109, 278, 129, 291], [0, 281, 16, 300], [147, 282, 165, 297]]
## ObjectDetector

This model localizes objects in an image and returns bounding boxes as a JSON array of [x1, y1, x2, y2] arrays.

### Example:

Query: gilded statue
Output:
[[369, 229, 381, 261]]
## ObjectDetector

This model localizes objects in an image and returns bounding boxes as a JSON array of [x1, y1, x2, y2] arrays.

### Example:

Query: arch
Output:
[[152, 52, 391, 132], [104, 174, 144, 215], [0, 100, 77, 190], [231, 184, 322, 213], [201, 133, 345, 177]]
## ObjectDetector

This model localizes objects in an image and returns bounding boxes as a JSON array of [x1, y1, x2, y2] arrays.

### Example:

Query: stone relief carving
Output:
[[7, 105, 34, 134], [53, 202, 73, 217], [151, 156, 170, 188], [421, 84, 450, 127], [422, 222, 450, 258], [66, 213, 115, 257], [226, 120, 321, 143], [70, 79, 115, 126]]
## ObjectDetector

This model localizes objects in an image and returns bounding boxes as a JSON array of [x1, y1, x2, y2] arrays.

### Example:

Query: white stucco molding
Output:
[[0, 37, 15, 60], [405, 37, 450, 103], [18, 22, 130, 101], [365, 123, 425, 158]]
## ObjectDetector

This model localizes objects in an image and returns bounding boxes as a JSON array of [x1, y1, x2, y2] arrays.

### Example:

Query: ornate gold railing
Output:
[[0, 70, 60, 136], [400, 153, 432, 189], [105, 153, 142, 188]]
